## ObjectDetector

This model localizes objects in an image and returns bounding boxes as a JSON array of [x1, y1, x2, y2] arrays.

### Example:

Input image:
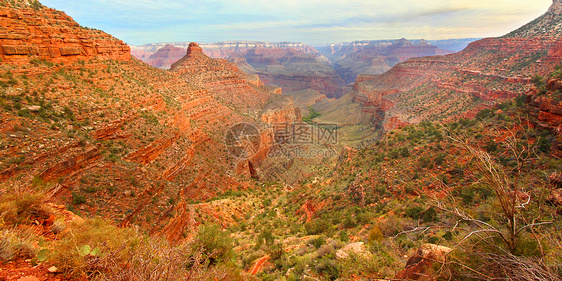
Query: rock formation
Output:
[[395, 244, 452, 280], [239, 46, 344, 98], [0, 2, 129, 64]]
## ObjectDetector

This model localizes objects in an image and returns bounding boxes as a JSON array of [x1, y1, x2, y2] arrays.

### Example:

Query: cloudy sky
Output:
[[41, 0, 552, 46]]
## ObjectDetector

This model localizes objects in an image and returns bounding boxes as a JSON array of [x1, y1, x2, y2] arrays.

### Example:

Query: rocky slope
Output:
[[0, 1, 130, 64], [0, 0, 299, 238], [528, 77, 562, 153], [350, 0, 562, 131]]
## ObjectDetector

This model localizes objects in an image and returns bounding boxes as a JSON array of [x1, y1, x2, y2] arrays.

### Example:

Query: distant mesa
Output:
[[144, 44, 184, 69]]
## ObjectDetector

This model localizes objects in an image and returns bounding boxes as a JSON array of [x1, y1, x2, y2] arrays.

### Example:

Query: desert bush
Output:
[[378, 214, 415, 237], [192, 223, 235, 263], [367, 225, 384, 243], [308, 236, 325, 249], [437, 128, 561, 279], [0, 228, 37, 262], [49, 218, 140, 278], [96, 238, 247, 281], [315, 256, 340, 280], [71, 192, 86, 205], [445, 239, 560, 281], [305, 219, 330, 235], [316, 243, 336, 258], [268, 242, 284, 262], [338, 249, 401, 280], [0, 192, 51, 225]]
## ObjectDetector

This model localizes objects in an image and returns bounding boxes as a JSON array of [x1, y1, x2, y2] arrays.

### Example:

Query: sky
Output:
[[40, 0, 553, 46]]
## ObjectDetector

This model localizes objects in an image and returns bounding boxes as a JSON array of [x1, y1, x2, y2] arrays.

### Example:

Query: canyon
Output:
[[131, 39, 457, 101], [0, 0, 300, 236], [345, 0, 562, 131], [1, 0, 561, 280], [316, 39, 455, 84]]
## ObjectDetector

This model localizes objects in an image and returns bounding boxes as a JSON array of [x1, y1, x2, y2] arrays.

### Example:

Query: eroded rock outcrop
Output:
[[529, 78, 562, 133], [0, 2, 130, 64]]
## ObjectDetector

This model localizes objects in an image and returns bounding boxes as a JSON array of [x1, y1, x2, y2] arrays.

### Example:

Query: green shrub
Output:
[[305, 219, 329, 235], [405, 206, 424, 219], [71, 193, 86, 205], [49, 218, 139, 277], [309, 236, 325, 249], [192, 224, 234, 263], [368, 225, 384, 243], [315, 257, 340, 280]]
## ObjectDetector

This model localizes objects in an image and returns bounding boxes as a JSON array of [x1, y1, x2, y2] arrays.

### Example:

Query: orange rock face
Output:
[[0, 4, 130, 65], [529, 78, 562, 138]]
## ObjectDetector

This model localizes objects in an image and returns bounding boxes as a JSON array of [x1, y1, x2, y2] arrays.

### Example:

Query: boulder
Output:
[[336, 242, 370, 259], [395, 243, 452, 280]]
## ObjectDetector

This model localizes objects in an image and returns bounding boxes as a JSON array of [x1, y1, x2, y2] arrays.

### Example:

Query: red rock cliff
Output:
[[0, 2, 130, 65]]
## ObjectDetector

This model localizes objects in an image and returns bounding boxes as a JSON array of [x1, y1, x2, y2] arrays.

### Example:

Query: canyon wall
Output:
[[0, 3, 129, 64], [324, 39, 454, 84], [143, 44, 185, 69], [350, 1, 562, 131]]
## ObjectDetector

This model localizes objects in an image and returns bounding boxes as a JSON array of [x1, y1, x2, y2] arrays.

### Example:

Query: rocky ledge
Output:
[[0, 3, 130, 64]]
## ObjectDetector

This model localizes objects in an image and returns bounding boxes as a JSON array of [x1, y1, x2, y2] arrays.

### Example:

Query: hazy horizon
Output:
[[41, 0, 552, 46]]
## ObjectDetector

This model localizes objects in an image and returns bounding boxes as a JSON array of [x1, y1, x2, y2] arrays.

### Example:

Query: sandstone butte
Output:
[[351, 0, 562, 131], [0, 0, 299, 238]]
